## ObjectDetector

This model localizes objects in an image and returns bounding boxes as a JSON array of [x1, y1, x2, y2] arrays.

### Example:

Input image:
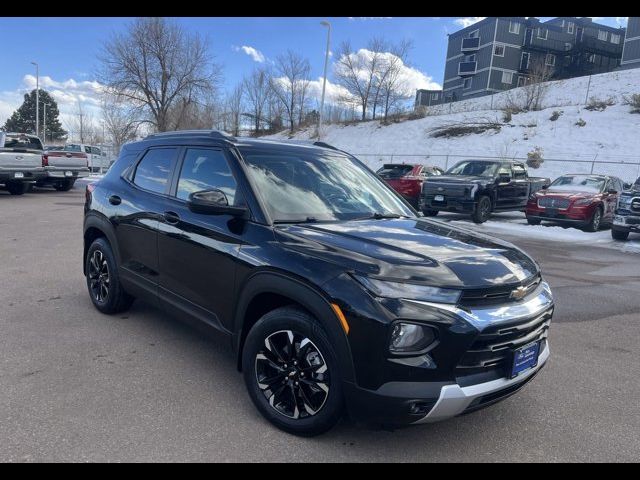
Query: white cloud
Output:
[[233, 45, 266, 63], [454, 17, 486, 28], [615, 17, 628, 26]]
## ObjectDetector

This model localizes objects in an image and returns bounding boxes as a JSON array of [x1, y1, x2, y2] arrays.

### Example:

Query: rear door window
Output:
[[133, 148, 177, 194]]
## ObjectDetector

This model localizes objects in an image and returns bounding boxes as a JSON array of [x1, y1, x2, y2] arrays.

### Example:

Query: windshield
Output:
[[377, 164, 413, 179], [240, 149, 415, 222], [549, 175, 605, 193], [1, 134, 43, 151], [446, 161, 501, 177]]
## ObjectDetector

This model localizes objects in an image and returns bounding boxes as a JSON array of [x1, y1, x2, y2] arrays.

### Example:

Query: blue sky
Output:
[[0, 16, 629, 131]]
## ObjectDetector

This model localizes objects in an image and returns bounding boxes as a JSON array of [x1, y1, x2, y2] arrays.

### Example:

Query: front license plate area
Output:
[[14, 172, 24, 178], [614, 215, 626, 226], [65, 171, 73, 177], [510, 341, 541, 378], [434, 194, 445, 202], [544, 208, 559, 217]]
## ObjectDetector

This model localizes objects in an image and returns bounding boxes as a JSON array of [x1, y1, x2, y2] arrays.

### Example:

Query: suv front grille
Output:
[[459, 275, 541, 307], [456, 307, 552, 376], [538, 197, 570, 209]]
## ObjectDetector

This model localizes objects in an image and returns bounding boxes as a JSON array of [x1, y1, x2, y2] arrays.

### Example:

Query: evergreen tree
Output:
[[2, 90, 67, 141]]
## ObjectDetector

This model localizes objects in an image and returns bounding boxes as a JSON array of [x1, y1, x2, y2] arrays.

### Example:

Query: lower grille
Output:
[[456, 307, 552, 376], [538, 197, 570, 209]]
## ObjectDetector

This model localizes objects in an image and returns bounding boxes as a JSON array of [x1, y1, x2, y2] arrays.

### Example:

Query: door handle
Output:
[[163, 211, 180, 225], [108, 195, 121, 205]]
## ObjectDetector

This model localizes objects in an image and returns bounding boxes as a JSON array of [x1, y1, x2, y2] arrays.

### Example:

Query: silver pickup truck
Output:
[[37, 147, 90, 191], [0, 132, 47, 195]]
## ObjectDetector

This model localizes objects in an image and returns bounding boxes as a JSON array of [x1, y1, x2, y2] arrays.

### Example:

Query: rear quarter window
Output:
[[132, 148, 177, 194], [2, 134, 43, 150]]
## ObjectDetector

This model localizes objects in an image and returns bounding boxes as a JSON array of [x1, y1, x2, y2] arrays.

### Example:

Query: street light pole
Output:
[[318, 20, 331, 140], [31, 61, 39, 138], [43, 103, 50, 144]]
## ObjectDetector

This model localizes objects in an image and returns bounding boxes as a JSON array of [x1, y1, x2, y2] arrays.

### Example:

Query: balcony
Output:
[[524, 35, 573, 53], [458, 61, 478, 75], [578, 35, 624, 56], [461, 37, 480, 51]]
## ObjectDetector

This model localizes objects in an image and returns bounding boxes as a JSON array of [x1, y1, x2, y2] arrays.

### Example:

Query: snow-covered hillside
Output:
[[267, 68, 640, 182]]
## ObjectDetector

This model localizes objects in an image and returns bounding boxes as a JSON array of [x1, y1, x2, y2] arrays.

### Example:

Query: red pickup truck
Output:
[[376, 163, 443, 211]]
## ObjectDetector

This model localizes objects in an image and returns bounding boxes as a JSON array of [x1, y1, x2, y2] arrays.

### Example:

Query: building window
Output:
[[567, 21, 575, 34], [494, 44, 505, 57], [545, 53, 556, 66], [463, 78, 472, 90], [537, 28, 548, 40], [509, 21, 521, 35], [501, 71, 514, 84], [610, 33, 621, 44], [468, 29, 479, 39], [431, 93, 439, 100], [465, 54, 476, 62], [598, 30, 608, 41], [517, 76, 527, 87], [587, 53, 596, 63], [521, 52, 530, 70]]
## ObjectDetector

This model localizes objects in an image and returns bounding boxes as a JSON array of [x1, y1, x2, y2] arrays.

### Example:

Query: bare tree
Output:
[[70, 101, 102, 144], [333, 39, 387, 121], [224, 84, 243, 137], [376, 40, 414, 122], [243, 67, 272, 134], [522, 57, 553, 111], [270, 51, 311, 133], [99, 17, 221, 132], [102, 92, 142, 154]]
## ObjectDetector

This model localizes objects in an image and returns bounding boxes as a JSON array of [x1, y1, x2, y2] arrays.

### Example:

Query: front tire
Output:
[[527, 217, 542, 225], [472, 195, 492, 224], [242, 307, 344, 436], [611, 228, 630, 241], [584, 207, 603, 232], [85, 237, 134, 314], [6, 182, 29, 195]]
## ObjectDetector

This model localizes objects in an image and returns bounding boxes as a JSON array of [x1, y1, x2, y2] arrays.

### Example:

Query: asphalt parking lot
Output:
[[1, 186, 639, 462]]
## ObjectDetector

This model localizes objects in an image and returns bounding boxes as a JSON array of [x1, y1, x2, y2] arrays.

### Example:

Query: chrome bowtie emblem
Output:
[[510, 286, 528, 300], [437, 187, 444, 192]]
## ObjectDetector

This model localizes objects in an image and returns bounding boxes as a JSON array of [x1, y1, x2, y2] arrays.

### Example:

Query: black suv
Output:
[[83, 131, 554, 436]]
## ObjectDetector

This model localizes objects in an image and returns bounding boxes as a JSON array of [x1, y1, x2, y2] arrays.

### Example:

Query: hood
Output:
[[427, 175, 491, 184], [275, 218, 538, 289]]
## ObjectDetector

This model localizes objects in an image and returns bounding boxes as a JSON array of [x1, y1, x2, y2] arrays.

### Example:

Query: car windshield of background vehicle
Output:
[[1, 134, 43, 151], [63, 144, 82, 152], [239, 149, 415, 222], [549, 175, 605, 193], [446, 161, 501, 177], [376, 164, 414, 179]]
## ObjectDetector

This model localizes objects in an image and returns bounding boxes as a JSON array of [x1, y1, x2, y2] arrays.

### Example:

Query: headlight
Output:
[[354, 275, 461, 304], [389, 322, 437, 353], [573, 198, 594, 206]]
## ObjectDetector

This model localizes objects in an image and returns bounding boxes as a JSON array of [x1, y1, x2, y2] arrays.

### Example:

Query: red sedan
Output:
[[525, 174, 625, 231], [376, 163, 443, 210]]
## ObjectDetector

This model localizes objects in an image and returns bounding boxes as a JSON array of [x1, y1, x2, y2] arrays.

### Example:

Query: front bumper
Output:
[[420, 194, 476, 213], [613, 214, 640, 232], [343, 282, 554, 426]]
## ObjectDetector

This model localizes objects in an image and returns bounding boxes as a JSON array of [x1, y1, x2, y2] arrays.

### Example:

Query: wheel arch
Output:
[[233, 271, 355, 383], [83, 213, 120, 275]]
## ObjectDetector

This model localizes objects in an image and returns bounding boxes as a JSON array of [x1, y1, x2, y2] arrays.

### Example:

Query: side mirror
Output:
[[187, 189, 247, 217], [541, 184, 549, 190], [497, 173, 512, 184]]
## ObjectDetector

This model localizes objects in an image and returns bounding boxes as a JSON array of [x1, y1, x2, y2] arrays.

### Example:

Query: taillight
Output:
[[85, 183, 96, 203], [42, 154, 49, 167]]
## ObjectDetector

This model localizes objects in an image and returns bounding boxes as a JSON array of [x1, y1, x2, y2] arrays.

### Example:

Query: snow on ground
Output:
[[267, 68, 640, 182], [437, 211, 640, 254]]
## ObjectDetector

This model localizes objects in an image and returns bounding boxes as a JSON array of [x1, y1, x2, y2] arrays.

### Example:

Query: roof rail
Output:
[[144, 129, 237, 142], [313, 141, 339, 151]]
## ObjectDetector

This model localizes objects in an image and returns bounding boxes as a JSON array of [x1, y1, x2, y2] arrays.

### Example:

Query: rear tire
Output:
[[527, 217, 542, 226], [85, 237, 134, 314], [584, 207, 603, 232], [611, 228, 629, 241], [472, 196, 492, 224], [242, 307, 344, 437], [6, 182, 29, 195], [54, 179, 75, 191]]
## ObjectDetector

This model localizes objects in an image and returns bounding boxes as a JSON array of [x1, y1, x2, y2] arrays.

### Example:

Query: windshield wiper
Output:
[[353, 212, 406, 221], [273, 217, 319, 224]]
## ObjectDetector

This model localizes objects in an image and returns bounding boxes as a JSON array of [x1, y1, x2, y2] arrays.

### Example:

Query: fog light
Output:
[[390, 322, 436, 353], [409, 401, 432, 415]]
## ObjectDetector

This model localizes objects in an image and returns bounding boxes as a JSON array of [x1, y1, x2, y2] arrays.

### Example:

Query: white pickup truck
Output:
[[37, 147, 90, 191], [0, 132, 47, 195], [63, 143, 111, 172]]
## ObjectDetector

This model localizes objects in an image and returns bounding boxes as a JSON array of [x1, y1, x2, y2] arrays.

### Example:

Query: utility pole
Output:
[[318, 20, 331, 140], [79, 112, 84, 143], [43, 103, 50, 144], [31, 61, 39, 138]]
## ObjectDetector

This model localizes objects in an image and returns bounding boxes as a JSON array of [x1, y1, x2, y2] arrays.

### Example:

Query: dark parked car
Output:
[[419, 160, 550, 223], [376, 163, 443, 209], [526, 174, 624, 232], [83, 131, 554, 436], [612, 177, 640, 240]]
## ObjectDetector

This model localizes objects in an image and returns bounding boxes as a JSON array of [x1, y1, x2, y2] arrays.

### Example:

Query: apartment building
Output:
[[621, 17, 640, 69], [440, 17, 626, 102]]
